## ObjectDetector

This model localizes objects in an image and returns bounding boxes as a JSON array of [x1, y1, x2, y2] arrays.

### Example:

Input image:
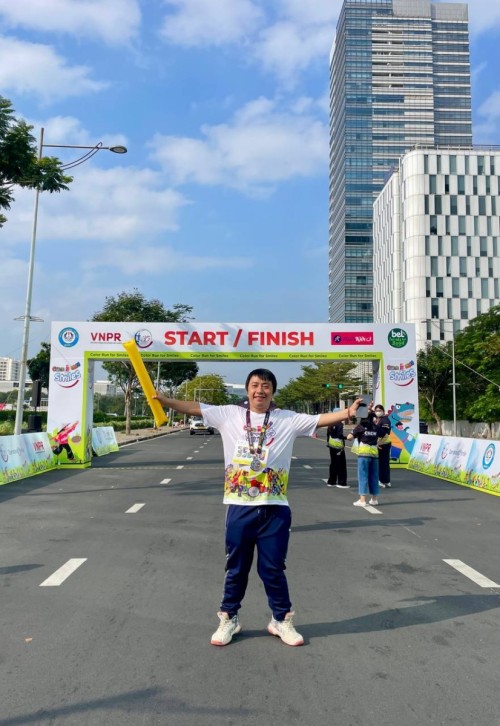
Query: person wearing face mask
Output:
[[368, 403, 392, 488]]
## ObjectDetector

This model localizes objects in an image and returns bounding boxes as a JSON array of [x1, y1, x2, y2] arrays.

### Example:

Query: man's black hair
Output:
[[245, 368, 277, 393]]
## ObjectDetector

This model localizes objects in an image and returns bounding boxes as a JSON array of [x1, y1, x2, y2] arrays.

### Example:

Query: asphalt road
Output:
[[1, 430, 500, 726]]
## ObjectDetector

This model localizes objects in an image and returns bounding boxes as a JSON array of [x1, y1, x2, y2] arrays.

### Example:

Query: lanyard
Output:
[[245, 408, 270, 457]]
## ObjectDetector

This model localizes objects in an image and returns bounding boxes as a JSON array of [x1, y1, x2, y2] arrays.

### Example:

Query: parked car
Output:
[[190, 418, 214, 435], [419, 420, 429, 434]]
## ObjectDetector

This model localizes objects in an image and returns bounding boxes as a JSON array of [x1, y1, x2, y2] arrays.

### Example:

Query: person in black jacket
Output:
[[347, 415, 386, 507], [368, 404, 392, 488], [326, 411, 349, 488]]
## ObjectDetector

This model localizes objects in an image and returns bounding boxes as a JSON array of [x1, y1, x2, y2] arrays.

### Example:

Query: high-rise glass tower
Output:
[[329, 0, 472, 322]]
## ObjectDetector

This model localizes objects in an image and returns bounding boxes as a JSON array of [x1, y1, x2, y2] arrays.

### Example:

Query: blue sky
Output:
[[0, 0, 499, 386]]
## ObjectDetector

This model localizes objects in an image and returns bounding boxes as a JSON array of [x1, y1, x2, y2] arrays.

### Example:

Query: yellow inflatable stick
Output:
[[122, 339, 168, 427]]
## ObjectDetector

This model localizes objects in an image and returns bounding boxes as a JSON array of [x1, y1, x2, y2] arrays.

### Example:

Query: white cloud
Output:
[[3, 165, 189, 248], [91, 245, 252, 275], [465, 0, 500, 36], [254, 21, 337, 85], [0, 36, 107, 102], [0, 0, 141, 45], [474, 89, 500, 144], [149, 96, 328, 192], [160, 0, 263, 46]]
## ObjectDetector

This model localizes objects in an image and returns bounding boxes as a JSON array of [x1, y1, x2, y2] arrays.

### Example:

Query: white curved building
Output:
[[373, 148, 500, 348]]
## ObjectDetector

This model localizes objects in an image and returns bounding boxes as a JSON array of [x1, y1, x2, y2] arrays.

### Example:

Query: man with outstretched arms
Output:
[[155, 368, 362, 647]]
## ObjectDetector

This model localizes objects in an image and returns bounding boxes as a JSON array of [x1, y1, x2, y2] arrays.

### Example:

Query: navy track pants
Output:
[[221, 504, 292, 621]]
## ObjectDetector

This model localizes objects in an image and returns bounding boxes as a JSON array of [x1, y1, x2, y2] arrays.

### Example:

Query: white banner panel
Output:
[[92, 427, 119, 457], [408, 434, 500, 495], [0, 433, 56, 485]]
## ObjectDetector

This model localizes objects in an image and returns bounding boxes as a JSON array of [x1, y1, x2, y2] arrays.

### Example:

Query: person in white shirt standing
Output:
[[155, 369, 362, 647]]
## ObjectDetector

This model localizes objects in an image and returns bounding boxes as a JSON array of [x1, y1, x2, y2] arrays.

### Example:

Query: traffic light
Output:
[[322, 383, 331, 388], [338, 383, 344, 390]]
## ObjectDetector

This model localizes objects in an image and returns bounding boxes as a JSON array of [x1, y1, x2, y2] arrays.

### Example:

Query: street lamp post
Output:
[[14, 129, 127, 435], [421, 319, 457, 437]]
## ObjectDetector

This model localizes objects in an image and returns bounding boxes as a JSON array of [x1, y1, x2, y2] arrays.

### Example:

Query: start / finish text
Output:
[[163, 329, 315, 347]]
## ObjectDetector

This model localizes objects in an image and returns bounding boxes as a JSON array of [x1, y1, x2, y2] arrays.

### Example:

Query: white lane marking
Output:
[[444, 559, 500, 588], [194, 450, 199, 453], [365, 504, 382, 514], [186, 456, 193, 460], [303, 465, 312, 469], [126, 503, 145, 514], [176, 465, 184, 469], [40, 558, 87, 587], [161, 478, 172, 484]]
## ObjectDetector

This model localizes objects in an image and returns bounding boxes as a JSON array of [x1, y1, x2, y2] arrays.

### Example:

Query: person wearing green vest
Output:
[[347, 416, 386, 507], [326, 409, 349, 488]]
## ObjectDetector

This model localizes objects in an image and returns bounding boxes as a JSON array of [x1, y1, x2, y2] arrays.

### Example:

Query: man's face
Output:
[[246, 376, 274, 412]]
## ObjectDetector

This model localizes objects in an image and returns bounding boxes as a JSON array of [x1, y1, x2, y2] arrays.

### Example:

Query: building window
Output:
[[457, 176, 465, 194], [477, 156, 484, 175], [458, 216, 466, 235], [430, 216, 437, 235], [478, 197, 486, 215], [430, 257, 438, 276], [436, 278, 444, 298], [450, 196, 457, 215], [480, 237, 488, 256], [452, 278, 459, 297], [431, 299, 439, 319], [450, 156, 457, 174], [451, 237, 459, 256], [444, 175, 450, 194], [460, 299, 469, 319], [435, 196, 442, 214], [446, 257, 451, 276], [481, 279, 489, 297], [429, 175, 436, 194], [459, 257, 467, 277], [426, 277, 431, 298]]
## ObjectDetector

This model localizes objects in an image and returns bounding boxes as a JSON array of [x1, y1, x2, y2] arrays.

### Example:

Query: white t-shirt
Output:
[[201, 404, 319, 506]]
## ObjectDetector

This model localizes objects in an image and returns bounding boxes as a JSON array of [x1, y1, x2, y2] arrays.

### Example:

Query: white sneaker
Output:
[[210, 611, 241, 646], [267, 612, 304, 646], [379, 482, 386, 488], [353, 500, 367, 507], [369, 498, 379, 506]]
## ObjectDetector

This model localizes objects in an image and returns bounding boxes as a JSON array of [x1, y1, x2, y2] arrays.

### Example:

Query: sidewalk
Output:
[[115, 425, 188, 446]]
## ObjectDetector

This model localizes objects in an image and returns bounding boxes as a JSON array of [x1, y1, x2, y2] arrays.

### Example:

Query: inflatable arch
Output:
[[48, 322, 419, 468]]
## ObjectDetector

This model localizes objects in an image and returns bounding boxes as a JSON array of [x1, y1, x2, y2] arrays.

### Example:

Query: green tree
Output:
[[0, 96, 72, 227], [454, 305, 500, 429], [27, 342, 51, 389], [180, 374, 230, 405], [91, 290, 198, 433], [417, 343, 454, 433], [274, 362, 360, 413]]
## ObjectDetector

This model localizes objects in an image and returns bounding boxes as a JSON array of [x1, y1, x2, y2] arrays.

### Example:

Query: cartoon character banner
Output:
[[49, 321, 419, 468], [0, 433, 56, 486], [408, 435, 500, 496]]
